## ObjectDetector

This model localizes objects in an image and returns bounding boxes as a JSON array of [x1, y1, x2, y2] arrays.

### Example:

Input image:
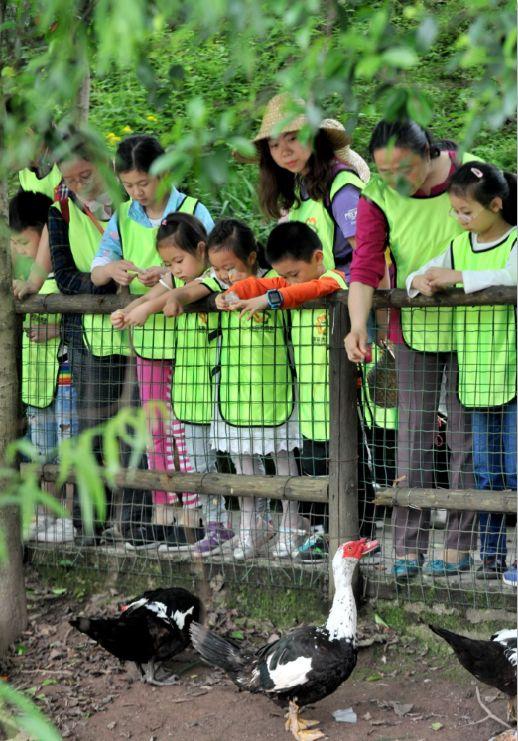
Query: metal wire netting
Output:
[[19, 291, 517, 607]]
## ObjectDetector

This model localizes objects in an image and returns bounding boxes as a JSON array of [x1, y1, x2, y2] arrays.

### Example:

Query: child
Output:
[[112, 213, 232, 553], [221, 221, 350, 561], [92, 135, 214, 547], [10, 190, 78, 542], [408, 162, 517, 581], [160, 219, 303, 560]]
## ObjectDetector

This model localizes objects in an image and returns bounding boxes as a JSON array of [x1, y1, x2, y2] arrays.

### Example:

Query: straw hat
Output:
[[235, 93, 370, 183]]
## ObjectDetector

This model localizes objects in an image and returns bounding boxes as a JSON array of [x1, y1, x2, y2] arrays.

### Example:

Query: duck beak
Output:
[[361, 539, 380, 556]]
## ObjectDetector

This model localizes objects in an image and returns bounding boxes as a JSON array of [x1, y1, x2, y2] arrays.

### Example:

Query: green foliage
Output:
[[0, 680, 61, 741]]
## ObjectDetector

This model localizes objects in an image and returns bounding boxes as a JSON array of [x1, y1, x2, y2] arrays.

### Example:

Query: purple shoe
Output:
[[193, 522, 235, 556]]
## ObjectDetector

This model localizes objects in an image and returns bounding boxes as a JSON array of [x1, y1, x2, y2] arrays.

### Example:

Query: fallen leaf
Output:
[[366, 672, 383, 682], [374, 613, 390, 629], [431, 722, 444, 731], [392, 702, 414, 717]]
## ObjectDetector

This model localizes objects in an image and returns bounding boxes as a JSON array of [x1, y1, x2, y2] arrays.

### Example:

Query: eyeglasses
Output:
[[62, 171, 94, 187], [448, 208, 480, 223]]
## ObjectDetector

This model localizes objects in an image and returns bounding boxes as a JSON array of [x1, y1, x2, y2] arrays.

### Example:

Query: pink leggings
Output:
[[136, 357, 199, 508]]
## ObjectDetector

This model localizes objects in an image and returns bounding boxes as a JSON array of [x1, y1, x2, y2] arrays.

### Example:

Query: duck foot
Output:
[[284, 700, 325, 741], [140, 660, 180, 686]]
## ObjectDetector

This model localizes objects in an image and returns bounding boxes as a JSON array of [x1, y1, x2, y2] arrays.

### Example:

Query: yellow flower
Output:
[[106, 132, 121, 144], [121, 125, 133, 134], [146, 114, 157, 122]]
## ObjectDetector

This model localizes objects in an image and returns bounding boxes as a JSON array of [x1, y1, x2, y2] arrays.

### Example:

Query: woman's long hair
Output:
[[257, 130, 349, 219]]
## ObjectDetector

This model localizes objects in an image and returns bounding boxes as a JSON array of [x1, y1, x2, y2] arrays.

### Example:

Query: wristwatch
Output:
[[266, 289, 284, 309]]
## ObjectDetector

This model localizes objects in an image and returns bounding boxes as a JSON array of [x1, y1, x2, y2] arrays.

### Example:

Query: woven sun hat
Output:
[[235, 93, 370, 183]]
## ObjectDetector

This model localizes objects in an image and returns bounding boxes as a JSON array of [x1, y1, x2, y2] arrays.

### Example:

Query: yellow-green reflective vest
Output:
[[289, 169, 364, 270], [216, 276, 295, 428], [452, 229, 517, 408], [362, 152, 480, 352], [361, 344, 398, 431], [172, 275, 221, 425], [55, 200, 129, 357], [18, 164, 62, 200], [22, 277, 61, 409], [291, 269, 347, 441], [118, 196, 198, 359]]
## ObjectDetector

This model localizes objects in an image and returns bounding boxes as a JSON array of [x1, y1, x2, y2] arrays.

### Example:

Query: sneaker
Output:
[[232, 523, 275, 561], [124, 524, 166, 551], [193, 522, 235, 556], [476, 558, 507, 580], [272, 527, 310, 559], [392, 557, 422, 579], [157, 525, 205, 553], [297, 532, 328, 563], [423, 555, 473, 576], [503, 562, 517, 587], [36, 518, 76, 543]]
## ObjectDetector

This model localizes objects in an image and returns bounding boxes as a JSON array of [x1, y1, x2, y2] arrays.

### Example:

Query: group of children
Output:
[[11, 126, 517, 580]]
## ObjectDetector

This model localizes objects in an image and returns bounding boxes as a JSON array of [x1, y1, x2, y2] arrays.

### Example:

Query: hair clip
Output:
[[470, 167, 483, 178]]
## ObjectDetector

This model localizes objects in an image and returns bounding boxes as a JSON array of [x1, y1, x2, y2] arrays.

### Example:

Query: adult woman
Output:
[[243, 93, 370, 277], [48, 132, 149, 545], [345, 119, 479, 578]]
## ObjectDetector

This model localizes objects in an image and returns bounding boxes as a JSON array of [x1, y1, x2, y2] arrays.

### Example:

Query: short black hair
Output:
[[115, 135, 165, 174], [265, 221, 323, 264], [9, 190, 52, 233], [157, 212, 207, 256]]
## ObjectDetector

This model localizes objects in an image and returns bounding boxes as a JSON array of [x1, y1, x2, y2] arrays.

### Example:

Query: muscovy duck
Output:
[[70, 587, 201, 685], [429, 625, 517, 721], [190, 537, 378, 741]]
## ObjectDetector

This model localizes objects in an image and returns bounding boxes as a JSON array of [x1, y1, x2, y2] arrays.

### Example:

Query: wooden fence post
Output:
[[328, 300, 359, 595]]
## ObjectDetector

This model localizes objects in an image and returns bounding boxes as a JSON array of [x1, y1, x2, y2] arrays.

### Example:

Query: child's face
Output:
[[119, 169, 161, 209], [268, 131, 312, 175], [272, 250, 324, 284], [61, 158, 102, 199], [11, 228, 40, 279], [159, 240, 206, 282], [208, 247, 256, 285], [11, 228, 40, 259], [449, 192, 502, 234]]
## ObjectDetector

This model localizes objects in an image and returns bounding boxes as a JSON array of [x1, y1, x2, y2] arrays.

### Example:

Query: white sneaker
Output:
[[35, 518, 76, 543], [26, 515, 53, 541], [272, 527, 310, 559], [232, 522, 275, 561]]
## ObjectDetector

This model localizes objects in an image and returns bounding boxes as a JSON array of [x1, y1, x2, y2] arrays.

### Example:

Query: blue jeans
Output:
[[472, 399, 517, 563], [26, 383, 79, 462]]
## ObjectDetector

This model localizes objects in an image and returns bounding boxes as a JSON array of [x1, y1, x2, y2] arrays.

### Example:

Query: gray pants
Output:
[[392, 344, 475, 557]]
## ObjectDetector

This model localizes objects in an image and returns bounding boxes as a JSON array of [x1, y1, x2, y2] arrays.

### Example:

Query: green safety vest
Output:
[[289, 169, 364, 270], [291, 269, 347, 441], [55, 200, 129, 357], [118, 195, 198, 359], [22, 277, 61, 409], [18, 164, 62, 200], [452, 229, 517, 408], [363, 152, 480, 352], [215, 273, 295, 428], [171, 275, 221, 425], [360, 344, 398, 431]]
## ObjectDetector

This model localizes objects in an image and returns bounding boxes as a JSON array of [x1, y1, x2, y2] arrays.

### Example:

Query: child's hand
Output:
[[163, 297, 184, 317], [235, 295, 269, 320], [411, 274, 435, 296], [27, 323, 60, 343], [108, 260, 141, 286], [110, 309, 127, 329], [424, 268, 462, 290], [215, 292, 236, 310], [137, 266, 165, 287], [125, 304, 152, 327]]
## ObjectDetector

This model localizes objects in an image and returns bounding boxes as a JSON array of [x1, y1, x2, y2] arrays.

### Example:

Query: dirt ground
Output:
[[2, 571, 512, 741]]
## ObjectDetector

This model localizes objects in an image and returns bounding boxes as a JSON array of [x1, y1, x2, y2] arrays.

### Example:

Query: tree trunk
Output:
[[77, 67, 91, 124], [0, 95, 27, 655]]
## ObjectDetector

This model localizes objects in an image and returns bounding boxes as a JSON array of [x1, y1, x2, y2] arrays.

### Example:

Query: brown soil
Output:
[[2, 571, 510, 741]]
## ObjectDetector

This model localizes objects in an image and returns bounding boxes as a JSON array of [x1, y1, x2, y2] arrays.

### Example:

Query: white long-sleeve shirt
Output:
[[406, 227, 517, 297]]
